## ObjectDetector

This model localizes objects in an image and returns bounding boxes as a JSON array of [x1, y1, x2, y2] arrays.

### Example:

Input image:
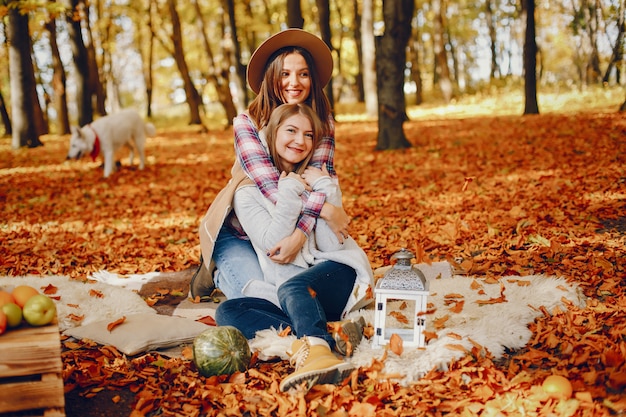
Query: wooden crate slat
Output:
[[0, 322, 65, 417], [0, 408, 65, 417], [0, 373, 65, 413], [0, 324, 62, 378], [42, 409, 66, 417]]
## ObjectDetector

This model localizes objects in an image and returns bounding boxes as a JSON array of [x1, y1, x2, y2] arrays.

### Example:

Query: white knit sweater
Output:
[[233, 175, 374, 318]]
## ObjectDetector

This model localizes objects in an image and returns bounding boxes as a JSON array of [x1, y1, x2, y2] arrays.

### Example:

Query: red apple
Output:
[[22, 294, 56, 326], [1, 302, 23, 328], [0, 310, 6, 335]]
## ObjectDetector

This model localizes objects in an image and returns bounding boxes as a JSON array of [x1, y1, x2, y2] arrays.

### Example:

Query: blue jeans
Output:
[[212, 225, 264, 299], [215, 260, 356, 348]]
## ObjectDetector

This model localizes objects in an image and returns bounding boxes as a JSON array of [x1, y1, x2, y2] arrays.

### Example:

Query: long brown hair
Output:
[[265, 103, 324, 175], [248, 47, 332, 136]]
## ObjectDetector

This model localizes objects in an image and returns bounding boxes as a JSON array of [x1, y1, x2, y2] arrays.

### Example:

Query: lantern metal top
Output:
[[390, 248, 415, 265], [377, 248, 428, 292]]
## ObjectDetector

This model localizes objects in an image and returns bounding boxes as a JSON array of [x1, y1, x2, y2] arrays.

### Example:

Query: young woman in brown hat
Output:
[[194, 29, 351, 299]]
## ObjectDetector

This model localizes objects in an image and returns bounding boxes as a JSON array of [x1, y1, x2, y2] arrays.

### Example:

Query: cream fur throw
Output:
[[0, 266, 586, 385], [249, 271, 586, 386]]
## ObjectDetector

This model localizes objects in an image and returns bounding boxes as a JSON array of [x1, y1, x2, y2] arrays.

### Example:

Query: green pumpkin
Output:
[[193, 326, 251, 377]]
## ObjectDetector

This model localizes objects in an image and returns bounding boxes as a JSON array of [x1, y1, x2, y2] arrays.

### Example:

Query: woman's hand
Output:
[[266, 229, 307, 264], [280, 171, 310, 191], [320, 202, 351, 243], [301, 164, 329, 187]]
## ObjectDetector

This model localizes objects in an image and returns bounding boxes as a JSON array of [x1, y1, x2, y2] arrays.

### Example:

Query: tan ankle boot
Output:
[[328, 316, 366, 357], [279, 337, 355, 392]]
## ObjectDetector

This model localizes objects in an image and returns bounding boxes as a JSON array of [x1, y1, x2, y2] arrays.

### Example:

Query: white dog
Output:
[[67, 109, 156, 178]]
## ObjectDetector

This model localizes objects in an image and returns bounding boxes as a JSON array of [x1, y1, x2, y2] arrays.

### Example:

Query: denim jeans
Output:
[[212, 225, 264, 299], [215, 260, 356, 348]]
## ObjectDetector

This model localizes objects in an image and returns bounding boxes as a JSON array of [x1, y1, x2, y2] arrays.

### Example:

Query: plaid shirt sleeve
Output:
[[234, 113, 281, 204], [309, 116, 336, 177], [298, 116, 336, 233], [233, 113, 337, 237]]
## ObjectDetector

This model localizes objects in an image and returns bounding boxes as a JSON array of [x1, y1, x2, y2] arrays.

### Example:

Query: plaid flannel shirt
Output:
[[233, 112, 336, 237]]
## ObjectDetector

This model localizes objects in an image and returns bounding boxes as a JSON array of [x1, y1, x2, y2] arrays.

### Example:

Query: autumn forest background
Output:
[[1, 0, 626, 416]]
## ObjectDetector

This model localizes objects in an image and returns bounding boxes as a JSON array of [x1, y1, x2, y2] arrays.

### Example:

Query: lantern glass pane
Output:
[[384, 298, 417, 342]]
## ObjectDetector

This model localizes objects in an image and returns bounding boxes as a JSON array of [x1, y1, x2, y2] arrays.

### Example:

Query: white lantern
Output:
[[373, 248, 430, 348]]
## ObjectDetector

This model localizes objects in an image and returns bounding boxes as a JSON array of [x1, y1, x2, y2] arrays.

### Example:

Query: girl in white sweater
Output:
[[215, 103, 374, 392]]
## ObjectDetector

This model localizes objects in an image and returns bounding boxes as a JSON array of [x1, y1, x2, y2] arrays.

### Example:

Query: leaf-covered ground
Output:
[[1, 111, 625, 416]]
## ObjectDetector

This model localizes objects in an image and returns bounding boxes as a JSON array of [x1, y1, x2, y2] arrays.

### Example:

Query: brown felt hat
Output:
[[247, 29, 333, 94]]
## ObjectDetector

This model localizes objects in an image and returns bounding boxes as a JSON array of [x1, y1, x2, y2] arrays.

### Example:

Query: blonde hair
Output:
[[248, 47, 332, 136], [265, 103, 324, 175]]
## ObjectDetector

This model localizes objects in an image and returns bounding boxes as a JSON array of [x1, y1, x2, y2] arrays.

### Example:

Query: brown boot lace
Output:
[[289, 337, 311, 370]]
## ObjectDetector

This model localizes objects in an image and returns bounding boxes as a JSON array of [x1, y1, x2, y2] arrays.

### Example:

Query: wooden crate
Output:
[[0, 321, 65, 417]]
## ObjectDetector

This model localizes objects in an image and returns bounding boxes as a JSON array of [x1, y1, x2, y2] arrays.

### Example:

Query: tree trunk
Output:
[[603, 0, 625, 84], [523, 0, 539, 115], [447, 27, 461, 91], [287, 0, 304, 28], [143, 0, 155, 118], [316, 0, 334, 110], [30, 56, 48, 136], [224, 0, 248, 110], [432, 0, 453, 103], [193, 0, 238, 125], [584, 0, 602, 85], [7, 7, 44, 148], [0, 89, 12, 136], [84, 1, 106, 116], [167, 0, 203, 125], [287, 0, 304, 29], [333, 2, 345, 102], [361, 0, 377, 118], [352, 0, 364, 102], [67, 0, 93, 126], [409, 26, 423, 105], [244, 1, 261, 60], [375, 0, 414, 150], [45, 13, 70, 135], [486, 0, 499, 80]]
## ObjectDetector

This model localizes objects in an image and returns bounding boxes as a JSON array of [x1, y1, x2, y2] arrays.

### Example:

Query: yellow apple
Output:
[[12, 285, 39, 308]]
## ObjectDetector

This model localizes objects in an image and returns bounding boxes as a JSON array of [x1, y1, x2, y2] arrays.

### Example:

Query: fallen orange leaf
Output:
[[278, 326, 292, 337], [449, 300, 465, 313], [89, 289, 104, 298], [389, 333, 403, 355], [42, 283, 58, 295], [171, 341, 189, 356], [423, 330, 438, 343], [444, 293, 464, 299], [445, 344, 468, 352], [197, 315, 216, 326], [107, 316, 126, 332], [433, 315, 450, 329], [68, 313, 84, 322]]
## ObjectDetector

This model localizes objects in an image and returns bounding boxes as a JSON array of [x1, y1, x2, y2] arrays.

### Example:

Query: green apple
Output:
[[1, 302, 23, 328], [22, 294, 56, 326]]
